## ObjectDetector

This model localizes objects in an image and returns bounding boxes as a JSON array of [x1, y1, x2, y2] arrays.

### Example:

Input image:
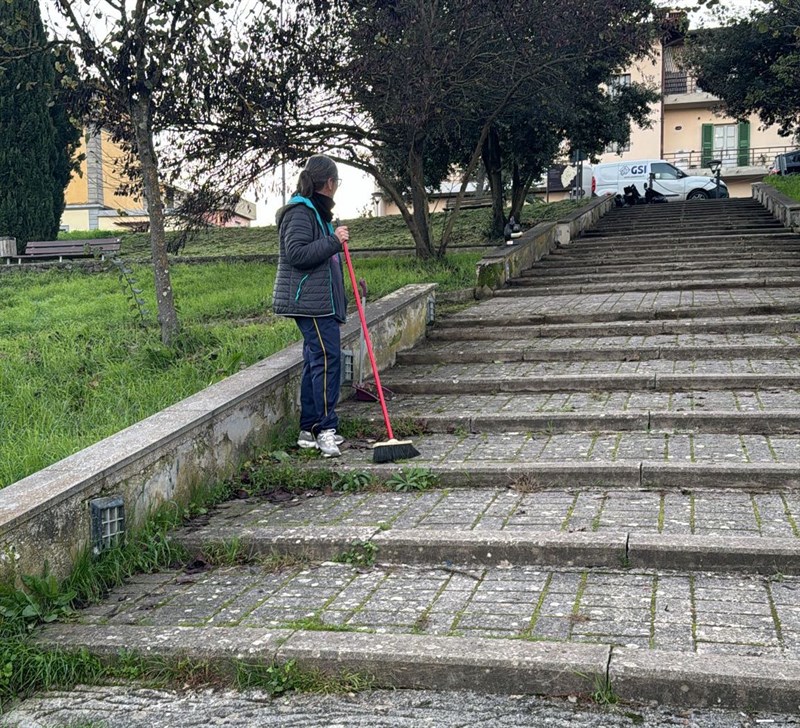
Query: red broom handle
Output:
[[340, 240, 395, 441]]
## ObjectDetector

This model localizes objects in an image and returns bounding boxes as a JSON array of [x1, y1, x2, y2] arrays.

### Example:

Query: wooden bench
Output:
[[5, 238, 121, 265]]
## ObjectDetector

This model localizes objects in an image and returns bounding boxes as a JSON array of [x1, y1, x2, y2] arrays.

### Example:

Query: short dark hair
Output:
[[297, 155, 338, 197]]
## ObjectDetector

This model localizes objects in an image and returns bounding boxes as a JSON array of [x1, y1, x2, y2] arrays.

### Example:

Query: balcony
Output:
[[663, 72, 717, 107], [664, 145, 796, 177]]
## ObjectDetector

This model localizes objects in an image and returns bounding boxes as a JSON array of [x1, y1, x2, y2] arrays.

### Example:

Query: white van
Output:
[[592, 160, 728, 201]]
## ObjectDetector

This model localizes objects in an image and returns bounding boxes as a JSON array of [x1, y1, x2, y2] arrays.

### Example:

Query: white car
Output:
[[592, 160, 728, 200]]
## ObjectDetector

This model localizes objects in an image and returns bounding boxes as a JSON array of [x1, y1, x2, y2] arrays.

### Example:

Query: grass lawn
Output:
[[60, 200, 583, 257], [0, 253, 481, 487], [763, 175, 800, 201]]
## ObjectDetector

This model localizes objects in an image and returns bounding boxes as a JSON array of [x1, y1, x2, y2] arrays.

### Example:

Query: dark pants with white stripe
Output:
[[294, 316, 341, 435]]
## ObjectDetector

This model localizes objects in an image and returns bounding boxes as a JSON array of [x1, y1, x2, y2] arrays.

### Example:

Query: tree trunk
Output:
[[510, 163, 534, 221], [408, 137, 435, 259], [481, 125, 504, 239], [131, 97, 180, 346]]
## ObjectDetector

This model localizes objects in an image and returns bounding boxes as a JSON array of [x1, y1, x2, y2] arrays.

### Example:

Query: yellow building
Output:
[[62, 129, 256, 232], [598, 24, 794, 197]]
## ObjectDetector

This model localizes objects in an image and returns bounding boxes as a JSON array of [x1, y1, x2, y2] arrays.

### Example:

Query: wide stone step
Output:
[[437, 301, 800, 329], [579, 228, 788, 244], [565, 231, 793, 248], [343, 403, 800, 436], [499, 275, 800, 297], [380, 366, 800, 394], [168, 489, 800, 573], [527, 256, 800, 277], [593, 213, 780, 226], [589, 217, 783, 232], [560, 237, 797, 256], [396, 334, 800, 363], [533, 258, 800, 277], [542, 247, 800, 269], [516, 265, 800, 285], [428, 314, 800, 340], [299, 441, 800, 491], [36, 553, 800, 710]]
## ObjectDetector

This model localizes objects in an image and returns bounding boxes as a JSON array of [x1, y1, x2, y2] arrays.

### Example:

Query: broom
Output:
[[339, 236, 420, 463]]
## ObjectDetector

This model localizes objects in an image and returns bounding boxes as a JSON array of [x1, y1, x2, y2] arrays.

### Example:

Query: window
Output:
[[608, 74, 631, 97], [605, 140, 631, 154], [651, 162, 682, 180]]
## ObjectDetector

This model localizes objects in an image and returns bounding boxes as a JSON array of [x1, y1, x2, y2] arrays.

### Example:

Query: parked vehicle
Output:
[[768, 150, 800, 175], [592, 160, 728, 201]]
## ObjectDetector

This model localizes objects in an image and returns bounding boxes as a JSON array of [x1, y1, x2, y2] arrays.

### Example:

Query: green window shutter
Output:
[[737, 121, 751, 166], [701, 124, 714, 167]]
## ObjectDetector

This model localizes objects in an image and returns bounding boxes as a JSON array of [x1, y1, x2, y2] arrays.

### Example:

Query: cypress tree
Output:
[[0, 0, 79, 251]]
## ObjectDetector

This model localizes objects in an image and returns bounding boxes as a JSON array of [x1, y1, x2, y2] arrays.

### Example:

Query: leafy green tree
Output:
[[683, 0, 800, 137], [0, 0, 80, 251]]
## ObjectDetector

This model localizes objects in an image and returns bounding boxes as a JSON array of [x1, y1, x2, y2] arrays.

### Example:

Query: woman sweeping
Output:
[[272, 155, 349, 458]]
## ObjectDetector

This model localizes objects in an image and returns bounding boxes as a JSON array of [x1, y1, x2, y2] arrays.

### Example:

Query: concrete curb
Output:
[[176, 525, 379, 561], [611, 648, 800, 712], [174, 524, 800, 573], [310, 459, 800, 491], [641, 462, 800, 489], [279, 631, 608, 696], [628, 533, 800, 573]]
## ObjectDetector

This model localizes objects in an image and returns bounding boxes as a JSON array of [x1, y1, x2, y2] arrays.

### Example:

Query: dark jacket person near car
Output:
[[272, 155, 350, 458]]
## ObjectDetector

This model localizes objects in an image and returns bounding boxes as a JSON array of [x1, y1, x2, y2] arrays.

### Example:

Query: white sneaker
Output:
[[297, 430, 344, 449], [297, 430, 317, 449], [316, 429, 342, 458]]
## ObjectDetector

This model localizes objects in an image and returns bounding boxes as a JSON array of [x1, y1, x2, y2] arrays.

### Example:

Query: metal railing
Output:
[[664, 146, 797, 171], [663, 73, 701, 95]]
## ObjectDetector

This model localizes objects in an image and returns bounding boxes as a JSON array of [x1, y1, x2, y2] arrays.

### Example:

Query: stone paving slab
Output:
[[46, 562, 800, 668], [177, 488, 800, 541]]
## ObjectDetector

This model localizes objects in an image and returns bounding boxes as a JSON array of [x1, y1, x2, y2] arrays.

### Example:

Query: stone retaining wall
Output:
[[0, 284, 436, 582], [752, 182, 800, 231], [475, 195, 614, 296]]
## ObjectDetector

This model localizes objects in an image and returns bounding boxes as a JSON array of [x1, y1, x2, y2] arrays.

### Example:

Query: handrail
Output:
[[664, 146, 797, 171]]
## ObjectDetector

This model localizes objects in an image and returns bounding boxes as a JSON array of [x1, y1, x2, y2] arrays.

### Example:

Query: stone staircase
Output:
[[39, 198, 800, 713]]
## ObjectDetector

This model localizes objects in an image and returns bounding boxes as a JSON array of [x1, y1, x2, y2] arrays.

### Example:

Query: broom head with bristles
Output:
[[372, 438, 421, 464]]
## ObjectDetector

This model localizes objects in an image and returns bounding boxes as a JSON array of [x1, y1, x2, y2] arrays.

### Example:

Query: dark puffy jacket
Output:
[[272, 196, 347, 322]]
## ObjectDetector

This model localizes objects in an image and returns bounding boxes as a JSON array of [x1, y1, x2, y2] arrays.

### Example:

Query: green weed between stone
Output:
[[385, 467, 439, 492], [589, 672, 619, 706], [335, 541, 378, 567]]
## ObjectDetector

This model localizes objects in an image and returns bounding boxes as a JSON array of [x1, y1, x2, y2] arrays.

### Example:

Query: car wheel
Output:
[[687, 189, 709, 200]]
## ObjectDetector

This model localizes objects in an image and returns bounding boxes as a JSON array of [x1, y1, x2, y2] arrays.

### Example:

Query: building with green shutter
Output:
[[596, 11, 792, 199]]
